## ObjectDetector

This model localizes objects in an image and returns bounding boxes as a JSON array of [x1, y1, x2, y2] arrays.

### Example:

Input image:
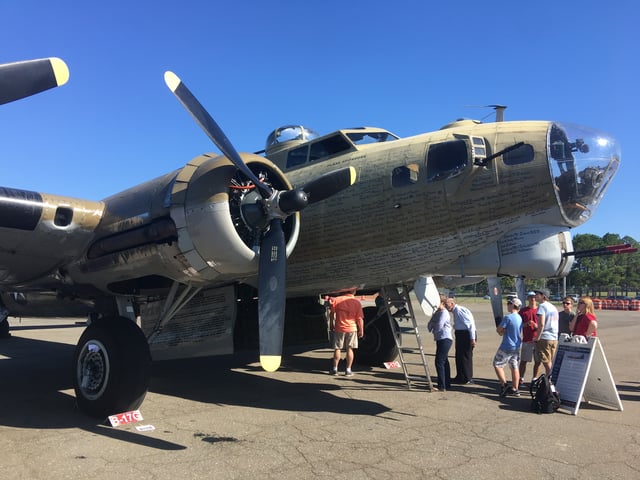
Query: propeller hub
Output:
[[278, 189, 308, 214], [240, 190, 270, 230]]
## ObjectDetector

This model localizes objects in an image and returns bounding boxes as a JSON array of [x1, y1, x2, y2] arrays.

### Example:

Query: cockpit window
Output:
[[309, 135, 353, 162], [425, 139, 468, 182], [286, 133, 354, 167], [346, 131, 399, 145], [286, 145, 308, 168]]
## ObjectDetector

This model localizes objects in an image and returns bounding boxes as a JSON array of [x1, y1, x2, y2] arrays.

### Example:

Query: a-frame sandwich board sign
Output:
[[551, 337, 623, 415]]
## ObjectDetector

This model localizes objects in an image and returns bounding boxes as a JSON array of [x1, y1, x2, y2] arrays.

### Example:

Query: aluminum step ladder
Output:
[[381, 285, 434, 391]]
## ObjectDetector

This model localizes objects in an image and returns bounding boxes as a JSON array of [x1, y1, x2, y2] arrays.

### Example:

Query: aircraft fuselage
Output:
[[0, 120, 619, 301]]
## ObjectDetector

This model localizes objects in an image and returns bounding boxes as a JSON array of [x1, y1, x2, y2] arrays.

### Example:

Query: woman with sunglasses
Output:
[[570, 297, 598, 338]]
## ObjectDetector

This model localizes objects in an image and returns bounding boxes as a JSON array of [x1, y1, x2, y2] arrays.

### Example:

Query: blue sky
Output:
[[1, 1, 638, 241]]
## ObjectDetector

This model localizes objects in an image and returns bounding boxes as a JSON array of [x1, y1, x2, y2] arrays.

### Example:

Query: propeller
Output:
[[164, 71, 356, 371], [0, 57, 69, 105]]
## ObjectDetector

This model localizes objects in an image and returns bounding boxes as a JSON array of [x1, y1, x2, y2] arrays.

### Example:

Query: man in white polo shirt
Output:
[[532, 288, 559, 381]]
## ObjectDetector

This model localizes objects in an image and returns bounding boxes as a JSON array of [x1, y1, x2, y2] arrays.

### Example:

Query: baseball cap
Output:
[[534, 288, 550, 298], [526, 291, 536, 297], [508, 297, 522, 308]]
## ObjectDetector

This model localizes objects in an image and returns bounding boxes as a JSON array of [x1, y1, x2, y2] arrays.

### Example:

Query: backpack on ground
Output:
[[529, 374, 560, 414]]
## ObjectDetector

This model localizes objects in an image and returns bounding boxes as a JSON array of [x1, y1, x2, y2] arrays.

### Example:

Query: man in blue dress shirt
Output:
[[445, 297, 476, 384]]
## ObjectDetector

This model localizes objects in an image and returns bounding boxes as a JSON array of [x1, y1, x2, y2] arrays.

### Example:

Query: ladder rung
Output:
[[398, 327, 417, 334]]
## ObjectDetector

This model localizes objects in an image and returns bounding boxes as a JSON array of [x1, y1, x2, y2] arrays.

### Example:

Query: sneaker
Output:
[[345, 370, 354, 377], [499, 383, 509, 397], [330, 368, 338, 376], [507, 387, 521, 397]]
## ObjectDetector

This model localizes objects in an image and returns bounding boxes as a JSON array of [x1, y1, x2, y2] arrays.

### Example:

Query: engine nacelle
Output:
[[0, 188, 104, 287], [170, 153, 299, 279], [65, 153, 299, 295]]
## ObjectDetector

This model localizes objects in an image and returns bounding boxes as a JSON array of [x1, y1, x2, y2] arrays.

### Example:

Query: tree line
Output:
[[455, 233, 640, 298], [565, 233, 640, 297]]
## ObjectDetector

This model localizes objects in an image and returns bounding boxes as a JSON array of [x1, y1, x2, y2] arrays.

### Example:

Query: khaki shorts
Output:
[[520, 342, 535, 362], [333, 331, 358, 350], [534, 339, 558, 364]]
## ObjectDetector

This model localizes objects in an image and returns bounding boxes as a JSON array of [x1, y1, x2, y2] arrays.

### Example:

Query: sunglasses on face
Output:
[[562, 302, 572, 305]]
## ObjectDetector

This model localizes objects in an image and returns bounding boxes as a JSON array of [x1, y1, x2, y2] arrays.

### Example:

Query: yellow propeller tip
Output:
[[348, 166, 357, 185], [164, 71, 180, 92], [260, 355, 282, 372], [49, 57, 69, 86]]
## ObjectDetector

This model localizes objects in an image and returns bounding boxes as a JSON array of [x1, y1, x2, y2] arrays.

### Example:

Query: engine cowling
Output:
[[171, 153, 300, 279], [65, 153, 299, 295]]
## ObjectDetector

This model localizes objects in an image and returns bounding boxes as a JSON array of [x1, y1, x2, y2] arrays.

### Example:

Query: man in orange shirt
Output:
[[329, 288, 364, 376]]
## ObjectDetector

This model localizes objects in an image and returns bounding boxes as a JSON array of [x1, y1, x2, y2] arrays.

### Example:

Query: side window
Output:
[[286, 146, 308, 168], [391, 164, 419, 187], [425, 140, 468, 182], [503, 143, 534, 165], [54, 206, 73, 227]]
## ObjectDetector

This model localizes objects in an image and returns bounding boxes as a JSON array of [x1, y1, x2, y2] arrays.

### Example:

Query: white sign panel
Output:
[[551, 337, 623, 415]]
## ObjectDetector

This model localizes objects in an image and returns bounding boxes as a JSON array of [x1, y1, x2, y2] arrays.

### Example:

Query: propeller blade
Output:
[[258, 219, 287, 372], [301, 166, 357, 205], [164, 71, 272, 199], [276, 167, 356, 214], [163, 71, 359, 373], [0, 57, 69, 105]]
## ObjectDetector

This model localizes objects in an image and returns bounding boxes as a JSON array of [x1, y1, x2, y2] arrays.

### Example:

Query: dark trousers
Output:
[[454, 330, 473, 383], [435, 338, 452, 389]]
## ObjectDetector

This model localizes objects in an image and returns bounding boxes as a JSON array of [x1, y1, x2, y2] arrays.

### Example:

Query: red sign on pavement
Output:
[[108, 409, 143, 427]]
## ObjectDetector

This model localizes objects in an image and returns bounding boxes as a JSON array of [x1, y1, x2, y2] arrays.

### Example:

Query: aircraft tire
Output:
[[0, 318, 10, 338], [356, 306, 399, 365], [73, 316, 152, 418]]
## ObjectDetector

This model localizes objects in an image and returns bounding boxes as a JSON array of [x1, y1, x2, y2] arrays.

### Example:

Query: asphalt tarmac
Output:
[[1, 300, 639, 479]]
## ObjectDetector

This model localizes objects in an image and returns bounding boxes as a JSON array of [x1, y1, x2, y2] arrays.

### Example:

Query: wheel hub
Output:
[[77, 340, 110, 400]]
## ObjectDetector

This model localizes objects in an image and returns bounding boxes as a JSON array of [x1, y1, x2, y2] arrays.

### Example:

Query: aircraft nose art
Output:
[[548, 122, 620, 226]]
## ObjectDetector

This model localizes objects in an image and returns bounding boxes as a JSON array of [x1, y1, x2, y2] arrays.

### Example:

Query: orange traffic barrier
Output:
[[630, 300, 640, 311], [593, 298, 602, 309]]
